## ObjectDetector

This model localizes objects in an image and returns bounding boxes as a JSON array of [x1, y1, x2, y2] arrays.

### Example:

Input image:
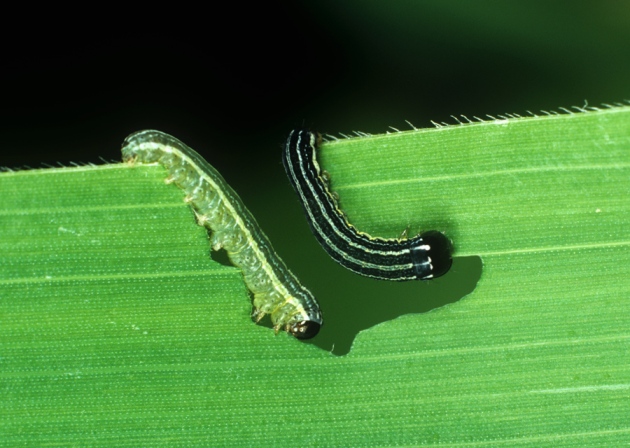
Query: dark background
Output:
[[5, 2, 629, 169], [3, 1, 629, 353]]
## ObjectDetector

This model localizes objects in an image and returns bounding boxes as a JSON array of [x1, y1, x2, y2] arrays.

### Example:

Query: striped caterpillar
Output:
[[122, 130, 322, 339], [282, 129, 452, 281]]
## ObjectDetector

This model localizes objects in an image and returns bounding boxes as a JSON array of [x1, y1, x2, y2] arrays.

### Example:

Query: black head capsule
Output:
[[417, 230, 453, 279], [288, 320, 321, 340]]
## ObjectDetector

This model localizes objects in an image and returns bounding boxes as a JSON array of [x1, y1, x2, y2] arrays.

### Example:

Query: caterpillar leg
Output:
[[251, 308, 266, 323]]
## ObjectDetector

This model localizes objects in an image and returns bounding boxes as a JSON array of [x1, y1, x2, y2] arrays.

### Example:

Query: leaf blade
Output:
[[2, 106, 629, 445]]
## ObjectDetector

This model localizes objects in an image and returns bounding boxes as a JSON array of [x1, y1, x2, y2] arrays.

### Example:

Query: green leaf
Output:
[[2, 106, 629, 446]]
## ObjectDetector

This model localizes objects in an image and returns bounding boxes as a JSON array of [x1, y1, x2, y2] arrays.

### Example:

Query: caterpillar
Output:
[[122, 130, 322, 339], [282, 129, 452, 281]]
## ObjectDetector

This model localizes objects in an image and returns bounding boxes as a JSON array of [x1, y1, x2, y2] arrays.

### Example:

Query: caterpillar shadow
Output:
[[300, 255, 483, 356]]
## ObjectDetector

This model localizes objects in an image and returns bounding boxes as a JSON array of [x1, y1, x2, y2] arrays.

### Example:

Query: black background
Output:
[[4, 2, 629, 171]]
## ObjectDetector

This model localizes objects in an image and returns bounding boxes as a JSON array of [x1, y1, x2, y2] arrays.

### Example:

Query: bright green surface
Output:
[[2, 106, 629, 445]]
